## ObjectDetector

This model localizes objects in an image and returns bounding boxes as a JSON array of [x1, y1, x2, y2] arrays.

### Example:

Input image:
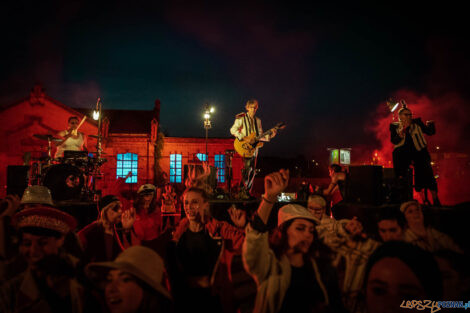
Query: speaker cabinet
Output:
[[7, 165, 30, 197], [345, 165, 383, 205]]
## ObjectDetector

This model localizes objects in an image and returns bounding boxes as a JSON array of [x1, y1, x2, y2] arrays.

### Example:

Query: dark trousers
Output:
[[241, 156, 256, 192], [393, 146, 437, 192]]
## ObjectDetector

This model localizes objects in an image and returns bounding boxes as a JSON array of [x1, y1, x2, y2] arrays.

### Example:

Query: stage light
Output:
[[93, 110, 100, 120], [210, 107, 215, 113], [204, 113, 210, 119]]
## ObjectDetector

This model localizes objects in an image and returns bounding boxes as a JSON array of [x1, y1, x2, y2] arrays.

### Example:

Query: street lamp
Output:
[[203, 104, 215, 157]]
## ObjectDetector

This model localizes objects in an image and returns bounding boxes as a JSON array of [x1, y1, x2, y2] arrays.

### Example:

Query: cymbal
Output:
[[33, 134, 62, 142]]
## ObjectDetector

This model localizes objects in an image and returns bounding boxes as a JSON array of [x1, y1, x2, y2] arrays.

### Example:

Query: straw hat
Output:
[[86, 246, 171, 299]]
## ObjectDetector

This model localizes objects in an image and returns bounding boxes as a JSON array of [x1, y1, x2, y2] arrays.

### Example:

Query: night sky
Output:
[[1, 1, 469, 159]]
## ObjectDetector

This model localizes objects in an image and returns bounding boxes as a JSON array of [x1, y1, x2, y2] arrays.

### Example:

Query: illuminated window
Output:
[[170, 154, 182, 183], [196, 153, 207, 162], [214, 154, 225, 183], [116, 153, 138, 183]]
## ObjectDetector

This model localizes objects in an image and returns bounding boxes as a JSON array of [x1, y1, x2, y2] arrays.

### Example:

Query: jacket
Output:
[[390, 118, 435, 151], [242, 224, 329, 313]]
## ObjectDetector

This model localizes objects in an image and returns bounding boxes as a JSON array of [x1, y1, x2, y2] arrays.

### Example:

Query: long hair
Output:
[[269, 218, 332, 262]]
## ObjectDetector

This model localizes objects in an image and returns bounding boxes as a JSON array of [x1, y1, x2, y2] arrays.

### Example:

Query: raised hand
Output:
[[228, 205, 247, 228], [121, 207, 136, 229], [264, 169, 289, 201], [0, 194, 21, 218]]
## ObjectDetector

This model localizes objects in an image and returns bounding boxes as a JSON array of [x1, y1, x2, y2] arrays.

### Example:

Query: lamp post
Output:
[[93, 98, 103, 159], [203, 104, 215, 158]]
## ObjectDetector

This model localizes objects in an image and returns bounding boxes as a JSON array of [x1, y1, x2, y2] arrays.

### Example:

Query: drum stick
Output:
[[76, 116, 87, 131]]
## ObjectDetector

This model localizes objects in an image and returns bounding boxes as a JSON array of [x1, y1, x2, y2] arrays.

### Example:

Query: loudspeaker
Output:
[[183, 164, 217, 189], [7, 165, 30, 197], [382, 167, 413, 204], [345, 165, 383, 205]]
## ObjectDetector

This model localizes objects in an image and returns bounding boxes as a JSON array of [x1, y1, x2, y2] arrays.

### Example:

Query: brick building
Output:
[[0, 85, 243, 200]]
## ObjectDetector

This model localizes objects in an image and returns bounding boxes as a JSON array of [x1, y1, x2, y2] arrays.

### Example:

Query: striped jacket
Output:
[[390, 118, 435, 151]]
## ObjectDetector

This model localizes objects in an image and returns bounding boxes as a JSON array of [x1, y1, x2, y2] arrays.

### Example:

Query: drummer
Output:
[[55, 116, 87, 158]]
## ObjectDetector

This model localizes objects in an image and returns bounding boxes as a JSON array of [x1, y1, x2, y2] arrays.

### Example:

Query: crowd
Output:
[[0, 169, 468, 313]]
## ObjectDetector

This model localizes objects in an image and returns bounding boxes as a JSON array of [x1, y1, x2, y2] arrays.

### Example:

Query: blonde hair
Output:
[[245, 99, 259, 109]]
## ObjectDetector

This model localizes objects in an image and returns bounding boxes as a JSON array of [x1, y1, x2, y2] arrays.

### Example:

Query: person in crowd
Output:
[[132, 184, 161, 241], [364, 241, 443, 313], [166, 187, 246, 313], [55, 115, 87, 158], [390, 105, 440, 206], [376, 209, 405, 242], [306, 194, 340, 239], [434, 250, 470, 300], [242, 169, 346, 313], [0, 205, 91, 313], [86, 245, 173, 313], [401, 200, 463, 253], [316, 213, 380, 313], [315, 164, 346, 209], [1, 186, 83, 280], [78, 195, 137, 262], [161, 184, 178, 230]]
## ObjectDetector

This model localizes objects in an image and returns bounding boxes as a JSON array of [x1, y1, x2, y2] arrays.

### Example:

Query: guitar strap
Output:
[[243, 115, 248, 136], [254, 116, 259, 136]]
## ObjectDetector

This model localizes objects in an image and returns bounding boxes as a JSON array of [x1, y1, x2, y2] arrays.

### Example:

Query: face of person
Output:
[[105, 201, 123, 224], [105, 269, 143, 313], [245, 103, 258, 117], [286, 219, 315, 255], [404, 204, 424, 225], [378, 220, 403, 242], [19, 233, 65, 267], [141, 193, 154, 209], [307, 201, 325, 221], [68, 118, 79, 130], [399, 109, 412, 125], [183, 191, 208, 223], [366, 257, 427, 313]]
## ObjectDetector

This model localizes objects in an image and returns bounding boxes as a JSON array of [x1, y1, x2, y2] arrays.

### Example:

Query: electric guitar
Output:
[[234, 122, 286, 158]]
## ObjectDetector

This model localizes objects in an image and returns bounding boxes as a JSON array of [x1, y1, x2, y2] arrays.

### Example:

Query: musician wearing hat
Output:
[[78, 195, 137, 263], [55, 116, 88, 158], [0, 206, 90, 313]]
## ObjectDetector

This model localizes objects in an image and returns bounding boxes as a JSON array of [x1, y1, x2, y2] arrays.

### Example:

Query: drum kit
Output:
[[30, 133, 107, 202]]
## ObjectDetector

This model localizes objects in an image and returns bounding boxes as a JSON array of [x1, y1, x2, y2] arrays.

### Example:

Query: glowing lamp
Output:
[[93, 110, 100, 120]]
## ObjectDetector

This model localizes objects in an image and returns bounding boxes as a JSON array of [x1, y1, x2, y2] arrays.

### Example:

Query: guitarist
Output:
[[230, 99, 276, 197]]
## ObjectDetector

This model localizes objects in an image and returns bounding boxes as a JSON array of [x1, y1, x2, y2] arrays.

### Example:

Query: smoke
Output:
[[365, 89, 470, 205]]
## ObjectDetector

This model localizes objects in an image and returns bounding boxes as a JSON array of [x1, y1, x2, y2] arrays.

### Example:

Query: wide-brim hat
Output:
[[21, 185, 54, 206], [86, 246, 171, 300], [13, 206, 77, 234], [278, 204, 320, 227]]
